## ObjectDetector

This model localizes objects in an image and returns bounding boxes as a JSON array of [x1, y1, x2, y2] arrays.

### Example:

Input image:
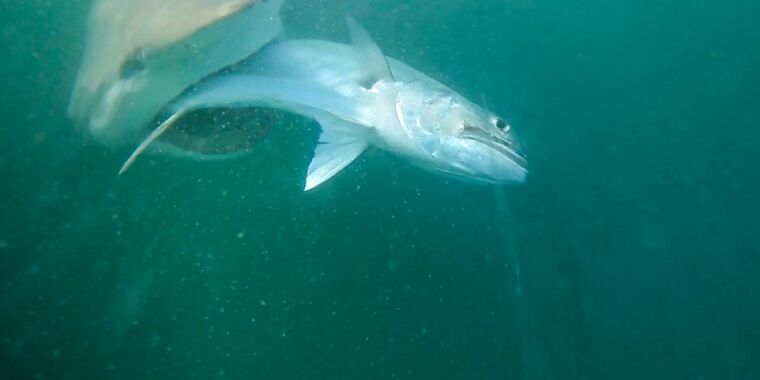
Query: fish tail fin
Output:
[[118, 110, 186, 175]]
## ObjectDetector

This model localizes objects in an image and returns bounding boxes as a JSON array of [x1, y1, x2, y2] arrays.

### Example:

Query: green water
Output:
[[1, 1, 759, 379]]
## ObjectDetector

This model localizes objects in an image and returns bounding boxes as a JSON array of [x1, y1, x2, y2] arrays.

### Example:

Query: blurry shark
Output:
[[120, 17, 528, 190], [69, 0, 284, 152]]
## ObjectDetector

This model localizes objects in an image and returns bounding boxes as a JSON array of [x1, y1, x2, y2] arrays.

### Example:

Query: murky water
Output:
[[1, 1, 758, 378]]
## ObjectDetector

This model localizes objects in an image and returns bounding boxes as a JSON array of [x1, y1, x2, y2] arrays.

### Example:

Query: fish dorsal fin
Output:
[[345, 16, 394, 87], [305, 116, 368, 191]]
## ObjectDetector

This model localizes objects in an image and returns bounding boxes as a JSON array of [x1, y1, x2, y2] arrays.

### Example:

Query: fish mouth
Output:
[[462, 127, 528, 169]]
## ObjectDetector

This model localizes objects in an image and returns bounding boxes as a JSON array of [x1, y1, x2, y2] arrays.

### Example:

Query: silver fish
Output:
[[121, 17, 528, 190]]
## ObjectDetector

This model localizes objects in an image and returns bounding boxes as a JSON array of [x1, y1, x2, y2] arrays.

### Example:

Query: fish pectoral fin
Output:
[[304, 118, 369, 191], [345, 16, 393, 87], [305, 140, 367, 191]]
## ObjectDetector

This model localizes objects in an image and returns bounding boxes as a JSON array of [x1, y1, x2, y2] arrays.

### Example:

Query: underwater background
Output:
[[1, 0, 759, 379]]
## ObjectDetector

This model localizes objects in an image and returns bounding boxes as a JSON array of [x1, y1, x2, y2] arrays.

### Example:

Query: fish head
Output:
[[395, 81, 528, 183]]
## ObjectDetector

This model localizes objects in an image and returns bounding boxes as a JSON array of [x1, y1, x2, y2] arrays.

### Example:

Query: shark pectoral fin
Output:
[[118, 109, 186, 175], [304, 118, 369, 191], [345, 16, 394, 86]]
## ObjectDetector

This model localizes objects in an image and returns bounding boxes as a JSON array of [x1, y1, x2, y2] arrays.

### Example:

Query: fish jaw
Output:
[[362, 79, 528, 184]]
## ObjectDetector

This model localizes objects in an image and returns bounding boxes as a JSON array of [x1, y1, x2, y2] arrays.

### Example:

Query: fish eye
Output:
[[495, 118, 509, 131]]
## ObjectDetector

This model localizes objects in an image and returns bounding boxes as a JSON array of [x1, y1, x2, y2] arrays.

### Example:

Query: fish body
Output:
[[123, 18, 528, 190]]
